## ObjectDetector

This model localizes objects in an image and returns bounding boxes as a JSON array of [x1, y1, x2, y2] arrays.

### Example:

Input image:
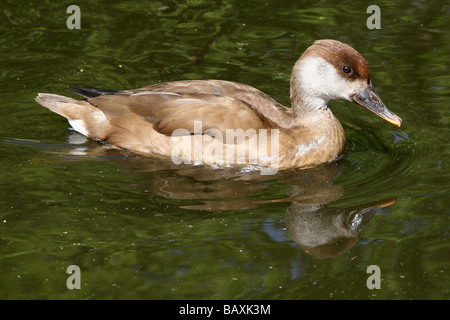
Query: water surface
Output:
[[0, 0, 448, 299]]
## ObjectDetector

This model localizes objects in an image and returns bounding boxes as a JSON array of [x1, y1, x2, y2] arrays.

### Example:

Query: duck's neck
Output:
[[286, 72, 346, 166], [289, 71, 331, 122]]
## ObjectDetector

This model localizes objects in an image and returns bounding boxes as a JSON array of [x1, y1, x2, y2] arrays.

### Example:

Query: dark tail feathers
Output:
[[68, 86, 119, 99]]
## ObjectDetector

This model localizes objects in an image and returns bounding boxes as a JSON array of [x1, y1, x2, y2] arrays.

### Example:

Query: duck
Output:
[[35, 39, 402, 172]]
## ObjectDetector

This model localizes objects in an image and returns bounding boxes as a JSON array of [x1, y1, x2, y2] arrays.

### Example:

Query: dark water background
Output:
[[0, 0, 448, 299]]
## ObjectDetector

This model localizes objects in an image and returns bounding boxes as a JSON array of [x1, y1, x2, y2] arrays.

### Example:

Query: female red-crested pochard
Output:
[[35, 39, 402, 171]]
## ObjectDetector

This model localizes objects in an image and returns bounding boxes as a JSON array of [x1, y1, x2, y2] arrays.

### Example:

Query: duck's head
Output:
[[291, 39, 402, 127]]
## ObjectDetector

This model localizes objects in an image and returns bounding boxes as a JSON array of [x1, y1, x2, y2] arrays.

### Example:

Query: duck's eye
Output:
[[342, 65, 352, 74]]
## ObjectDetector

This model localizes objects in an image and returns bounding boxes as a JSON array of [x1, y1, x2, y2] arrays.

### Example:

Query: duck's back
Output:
[[78, 80, 291, 136]]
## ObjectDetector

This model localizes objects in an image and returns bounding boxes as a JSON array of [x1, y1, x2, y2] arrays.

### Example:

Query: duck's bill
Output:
[[352, 86, 402, 128]]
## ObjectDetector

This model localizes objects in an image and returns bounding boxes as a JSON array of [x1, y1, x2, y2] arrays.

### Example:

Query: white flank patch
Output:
[[296, 135, 325, 157], [68, 119, 89, 136]]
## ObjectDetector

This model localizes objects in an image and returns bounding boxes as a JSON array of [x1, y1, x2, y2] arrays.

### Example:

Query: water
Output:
[[0, 0, 448, 299]]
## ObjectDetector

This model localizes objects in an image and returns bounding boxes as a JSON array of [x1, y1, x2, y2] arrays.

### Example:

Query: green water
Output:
[[0, 0, 448, 299]]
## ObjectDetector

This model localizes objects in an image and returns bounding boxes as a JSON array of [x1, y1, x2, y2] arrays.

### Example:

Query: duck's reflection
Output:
[[285, 198, 394, 259], [63, 134, 396, 259]]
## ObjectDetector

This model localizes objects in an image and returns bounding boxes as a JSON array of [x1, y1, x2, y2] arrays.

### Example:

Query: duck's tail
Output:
[[35, 93, 108, 139]]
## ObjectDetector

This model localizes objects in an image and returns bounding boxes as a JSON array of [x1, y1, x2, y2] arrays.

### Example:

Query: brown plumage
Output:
[[35, 39, 402, 171]]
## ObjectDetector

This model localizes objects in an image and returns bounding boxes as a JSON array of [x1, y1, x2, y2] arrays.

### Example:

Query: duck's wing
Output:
[[36, 80, 293, 157], [75, 80, 291, 136]]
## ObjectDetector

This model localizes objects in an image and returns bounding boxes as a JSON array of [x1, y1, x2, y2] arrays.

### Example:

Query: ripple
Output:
[[336, 126, 419, 204]]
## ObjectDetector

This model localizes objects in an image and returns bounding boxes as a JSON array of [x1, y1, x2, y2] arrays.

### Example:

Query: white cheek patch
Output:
[[296, 57, 365, 102]]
